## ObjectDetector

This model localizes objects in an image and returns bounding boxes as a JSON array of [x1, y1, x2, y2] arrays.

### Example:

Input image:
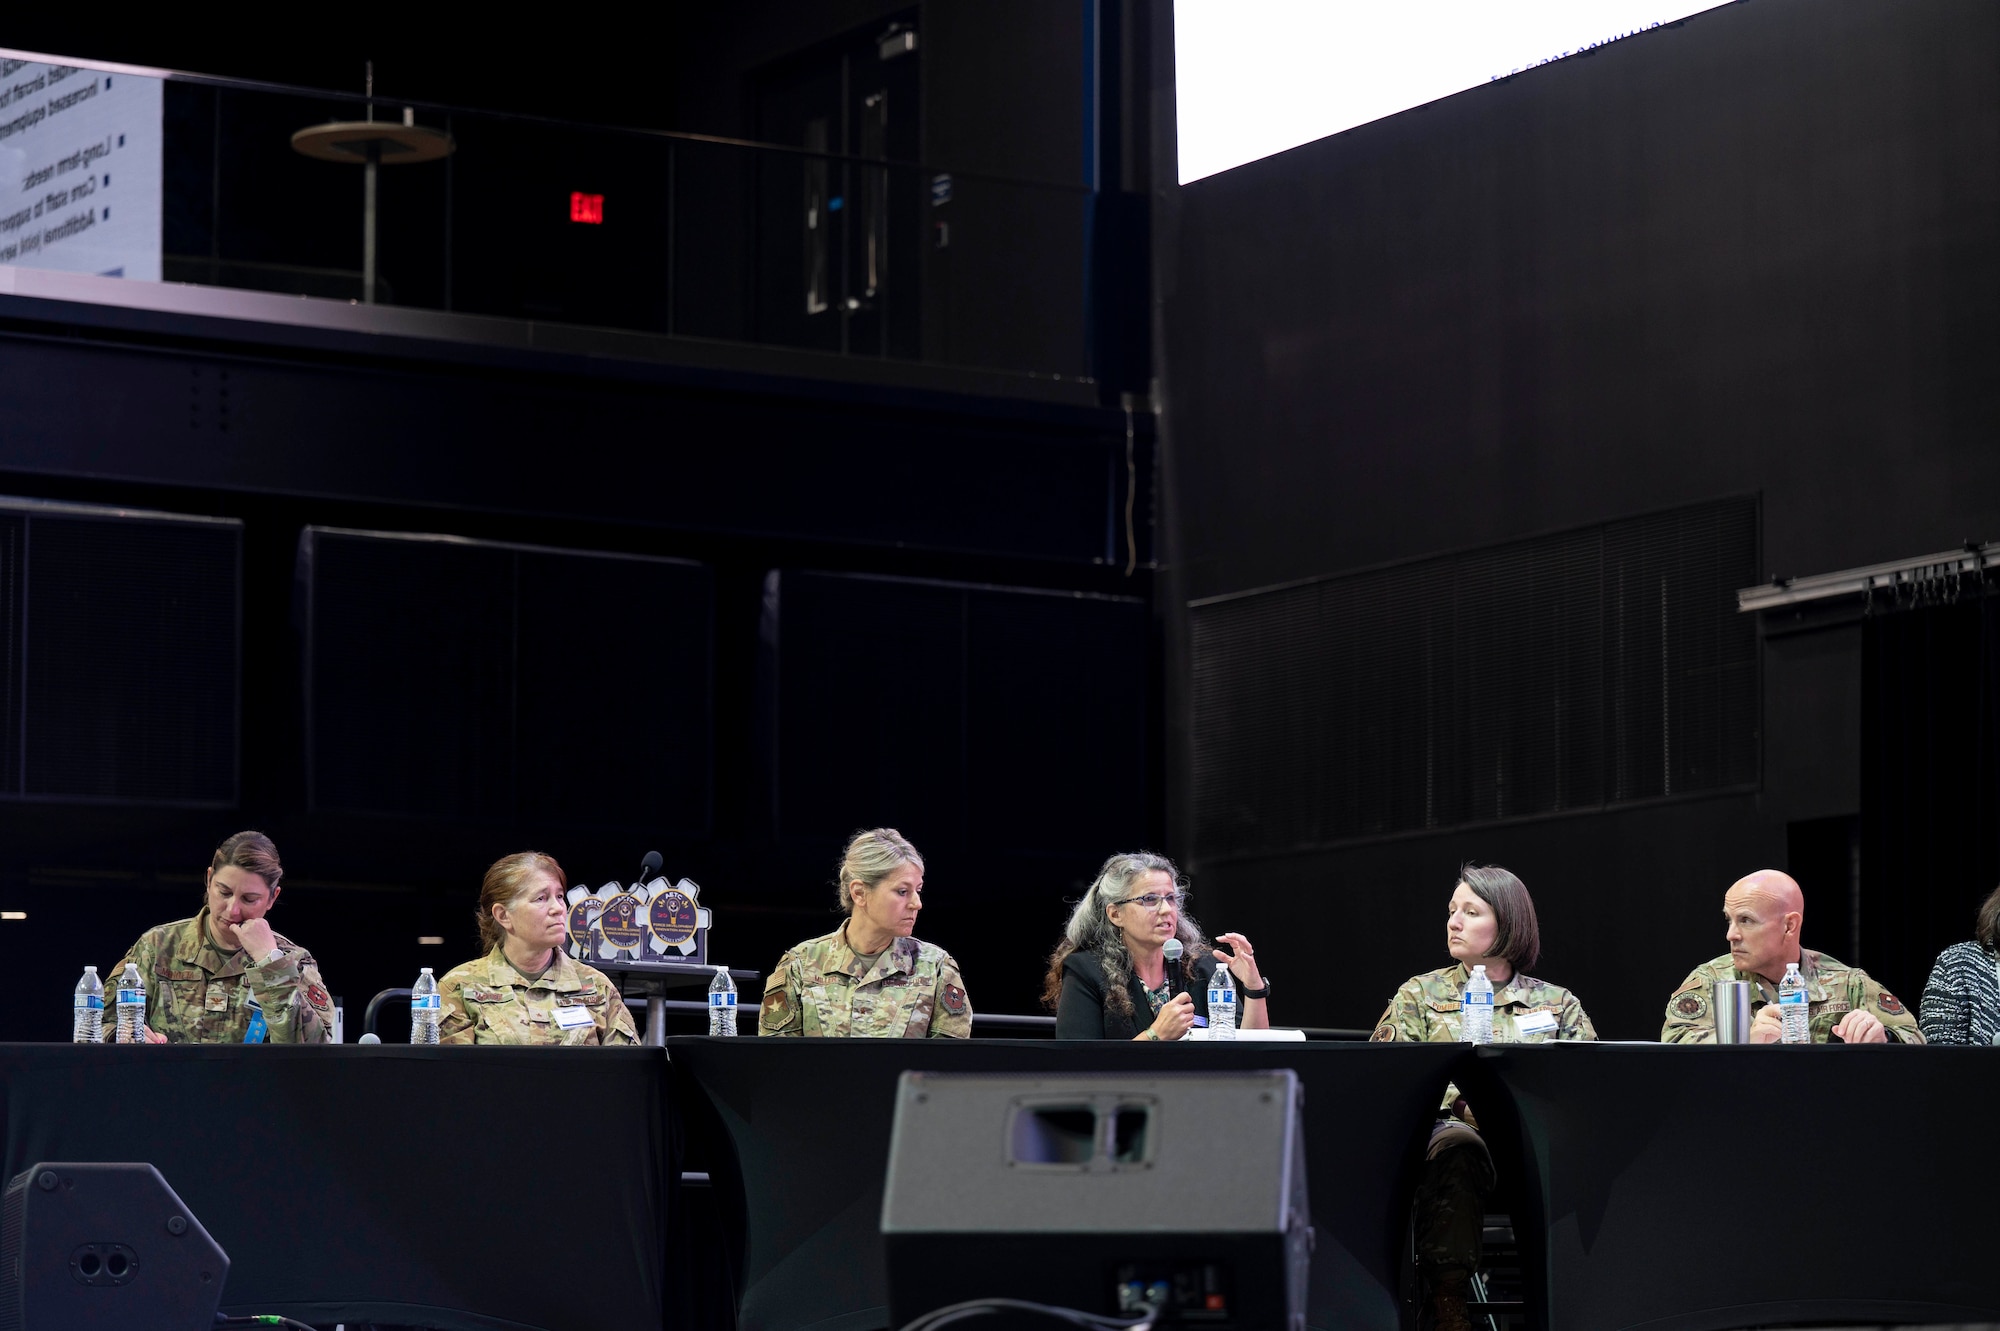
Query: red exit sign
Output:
[[570, 192, 604, 224]]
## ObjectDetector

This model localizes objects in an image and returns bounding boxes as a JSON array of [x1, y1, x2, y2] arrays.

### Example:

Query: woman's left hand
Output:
[[1211, 933, 1263, 991]]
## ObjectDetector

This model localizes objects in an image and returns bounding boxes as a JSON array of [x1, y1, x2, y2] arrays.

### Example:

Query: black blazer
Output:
[[1054, 947, 1224, 1039]]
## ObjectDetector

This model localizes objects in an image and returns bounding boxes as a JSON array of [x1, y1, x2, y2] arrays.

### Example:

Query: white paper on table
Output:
[[1181, 1026, 1307, 1042]]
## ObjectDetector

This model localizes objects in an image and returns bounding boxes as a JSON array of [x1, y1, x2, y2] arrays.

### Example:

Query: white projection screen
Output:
[[1175, 1, 1733, 184]]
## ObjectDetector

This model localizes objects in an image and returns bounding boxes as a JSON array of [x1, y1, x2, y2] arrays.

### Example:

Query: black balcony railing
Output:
[[2, 49, 1097, 383]]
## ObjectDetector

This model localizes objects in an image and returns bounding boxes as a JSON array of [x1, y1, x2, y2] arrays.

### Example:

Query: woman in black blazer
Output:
[[1042, 851, 1270, 1039]]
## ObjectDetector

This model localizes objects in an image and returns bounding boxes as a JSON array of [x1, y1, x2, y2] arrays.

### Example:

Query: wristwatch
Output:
[[1238, 977, 1271, 1000]]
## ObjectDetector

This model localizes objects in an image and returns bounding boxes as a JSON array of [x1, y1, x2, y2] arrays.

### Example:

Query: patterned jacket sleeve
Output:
[[758, 949, 805, 1037], [245, 947, 335, 1044], [1660, 967, 1716, 1044], [926, 953, 972, 1039], [1919, 946, 1973, 1046], [1559, 988, 1598, 1041], [599, 988, 641, 1045], [1849, 968, 1924, 1044], [1368, 979, 1427, 1042], [436, 966, 485, 1045]]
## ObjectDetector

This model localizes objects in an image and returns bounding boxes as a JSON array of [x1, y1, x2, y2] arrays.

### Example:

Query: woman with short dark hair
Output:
[[1918, 884, 2000, 1046], [1370, 864, 1595, 1331]]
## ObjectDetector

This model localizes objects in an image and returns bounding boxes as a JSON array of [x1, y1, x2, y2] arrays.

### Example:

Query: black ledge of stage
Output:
[[0, 264, 1113, 423]]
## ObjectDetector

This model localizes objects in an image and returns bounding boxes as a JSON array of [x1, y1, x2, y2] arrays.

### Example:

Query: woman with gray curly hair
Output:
[[1042, 851, 1270, 1039]]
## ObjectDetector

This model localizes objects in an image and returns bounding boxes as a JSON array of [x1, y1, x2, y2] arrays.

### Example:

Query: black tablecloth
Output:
[[668, 1037, 1464, 1331], [1464, 1043, 2000, 1331], [0, 1044, 675, 1331]]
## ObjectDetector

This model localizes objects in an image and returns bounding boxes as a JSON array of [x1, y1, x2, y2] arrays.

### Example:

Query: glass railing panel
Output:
[[3, 49, 1097, 383]]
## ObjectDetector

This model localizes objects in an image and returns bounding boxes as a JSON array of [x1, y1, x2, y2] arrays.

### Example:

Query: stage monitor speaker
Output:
[[882, 1071, 1311, 1331], [0, 1162, 229, 1331]]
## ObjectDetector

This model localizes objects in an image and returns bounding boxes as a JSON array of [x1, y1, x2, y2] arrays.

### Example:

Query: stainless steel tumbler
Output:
[[1713, 979, 1753, 1044]]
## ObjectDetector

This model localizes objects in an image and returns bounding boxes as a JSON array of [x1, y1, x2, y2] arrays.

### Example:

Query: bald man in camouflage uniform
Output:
[[108, 910, 335, 1044], [759, 926, 971, 1038], [1662, 869, 1922, 1044], [437, 946, 638, 1045]]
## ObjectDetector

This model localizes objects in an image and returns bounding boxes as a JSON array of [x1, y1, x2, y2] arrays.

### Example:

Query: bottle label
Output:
[[1466, 992, 1493, 1006], [709, 991, 737, 1008], [117, 989, 143, 1006], [74, 995, 104, 1010], [1778, 991, 1807, 1006], [1208, 988, 1230, 1008], [411, 994, 441, 1011]]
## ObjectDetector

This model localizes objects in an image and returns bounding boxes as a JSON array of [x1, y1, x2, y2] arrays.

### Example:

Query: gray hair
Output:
[[1044, 851, 1209, 1020], [836, 828, 924, 911]]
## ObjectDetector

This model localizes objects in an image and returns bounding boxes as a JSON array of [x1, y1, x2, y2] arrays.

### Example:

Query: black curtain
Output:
[[1860, 593, 2000, 1003]]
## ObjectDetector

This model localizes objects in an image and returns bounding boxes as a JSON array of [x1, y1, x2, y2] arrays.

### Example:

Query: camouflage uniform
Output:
[[758, 924, 970, 1038], [106, 908, 335, 1044], [1661, 950, 1923, 1044], [1371, 963, 1598, 1115], [436, 946, 638, 1046], [1371, 963, 1598, 1293]]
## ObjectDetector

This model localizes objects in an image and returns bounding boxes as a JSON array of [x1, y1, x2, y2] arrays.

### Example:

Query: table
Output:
[[667, 1036, 1464, 1331], [0, 1044, 675, 1331], [1464, 1043, 2000, 1331]]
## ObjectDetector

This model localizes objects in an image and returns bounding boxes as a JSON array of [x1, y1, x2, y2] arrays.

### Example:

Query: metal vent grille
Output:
[[1191, 498, 1759, 859], [303, 528, 712, 829]]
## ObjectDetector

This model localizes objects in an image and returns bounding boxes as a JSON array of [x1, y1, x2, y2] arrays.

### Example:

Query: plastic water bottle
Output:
[[1463, 965, 1495, 1045], [1207, 961, 1237, 1041], [114, 962, 146, 1043], [1777, 962, 1810, 1044], [73, 966, 104, 1043], [410, 967, 440, 1044], [708, 966, 738, 1036]]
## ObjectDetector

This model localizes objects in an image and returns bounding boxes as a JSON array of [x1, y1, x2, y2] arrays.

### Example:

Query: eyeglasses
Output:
[[1114, 891, 1185, 912]]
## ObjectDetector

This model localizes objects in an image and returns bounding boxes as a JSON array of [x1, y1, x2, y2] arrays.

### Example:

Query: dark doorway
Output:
[[752, 13, 923, 359]]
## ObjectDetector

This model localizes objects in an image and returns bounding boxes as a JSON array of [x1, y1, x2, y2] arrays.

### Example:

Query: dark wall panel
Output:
[[1161, 0, 2000, 1031], [305, 528, 712, 833], [769, 571, 1148, 856], [0, 331, 1128, 566], [11, 505, 240, 805]]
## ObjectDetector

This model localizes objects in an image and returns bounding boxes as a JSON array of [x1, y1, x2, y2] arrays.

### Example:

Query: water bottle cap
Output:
[[1472, 964, 1487, 975], [83, 965, 95, 972], [420, 967, 433, 975]]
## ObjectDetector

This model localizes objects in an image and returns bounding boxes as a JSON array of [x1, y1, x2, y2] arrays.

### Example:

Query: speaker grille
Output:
[[1191, 498, 1759, 858], [303, 528, 712, 829]]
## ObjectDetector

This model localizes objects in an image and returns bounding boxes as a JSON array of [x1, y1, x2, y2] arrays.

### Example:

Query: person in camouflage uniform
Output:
[[1662, 869, 1922, 1044], [1370, 865, 1596, 1331], [106, 832, 335, 1044], [438, 851, 637, 1046], [760, 829, 970, 1038]]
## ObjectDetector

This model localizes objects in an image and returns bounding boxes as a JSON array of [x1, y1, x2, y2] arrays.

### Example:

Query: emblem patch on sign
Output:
[[940, 984, 967, 1015], [1673, 991, 1708, 1020], [1878, 991, 1905, 1015]]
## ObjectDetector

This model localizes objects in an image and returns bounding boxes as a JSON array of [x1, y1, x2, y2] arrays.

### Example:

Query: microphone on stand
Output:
[[1162, 938, 1185, 996], [636, 850, 663, 885]]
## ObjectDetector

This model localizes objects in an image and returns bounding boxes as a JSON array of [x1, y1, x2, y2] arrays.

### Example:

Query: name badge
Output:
[[1515, 1010, 1560, 1041], [552, 1005, 594, 1031]]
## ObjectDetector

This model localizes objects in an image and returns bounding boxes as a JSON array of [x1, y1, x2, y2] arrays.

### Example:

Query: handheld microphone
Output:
[[636, 850, 664, 886], [1162, 938, 1185, 996]]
